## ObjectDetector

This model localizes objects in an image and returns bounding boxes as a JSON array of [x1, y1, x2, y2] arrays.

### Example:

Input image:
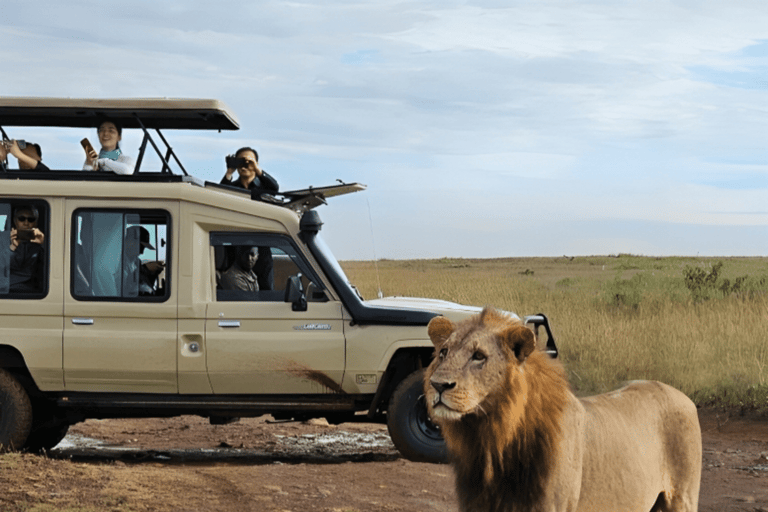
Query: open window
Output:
[[72, 209, 170, 301], [211, 232, 328, 303], [0, 199, 49, 299]]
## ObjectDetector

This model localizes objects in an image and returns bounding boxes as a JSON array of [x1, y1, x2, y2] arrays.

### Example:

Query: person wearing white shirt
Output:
[[82, 119, 135, 175]]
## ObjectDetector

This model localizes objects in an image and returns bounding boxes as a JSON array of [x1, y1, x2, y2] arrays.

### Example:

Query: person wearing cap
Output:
[[82, 119, 135, 175], [1, 140, 50, 171], [122, 225, 164, 296]]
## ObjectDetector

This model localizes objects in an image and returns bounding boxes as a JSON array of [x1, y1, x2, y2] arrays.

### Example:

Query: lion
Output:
[[425, 308, 701, 512]]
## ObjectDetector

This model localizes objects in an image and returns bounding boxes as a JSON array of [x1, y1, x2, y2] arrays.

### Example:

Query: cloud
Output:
[[2, 0, 768, 259]]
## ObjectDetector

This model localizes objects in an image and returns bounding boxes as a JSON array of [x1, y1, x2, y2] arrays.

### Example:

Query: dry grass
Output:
[[341, 256, 768, 410]]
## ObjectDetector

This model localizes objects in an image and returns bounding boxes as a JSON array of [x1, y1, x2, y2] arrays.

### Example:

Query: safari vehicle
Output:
[[0, 98, 556, 463]]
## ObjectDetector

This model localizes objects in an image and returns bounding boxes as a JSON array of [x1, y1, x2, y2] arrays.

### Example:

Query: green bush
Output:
[[683, 261, 768, 302]]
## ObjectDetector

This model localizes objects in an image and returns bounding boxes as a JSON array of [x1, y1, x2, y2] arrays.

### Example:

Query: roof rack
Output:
[[0, 97, 239, 176], [0, 170, 204, 186]]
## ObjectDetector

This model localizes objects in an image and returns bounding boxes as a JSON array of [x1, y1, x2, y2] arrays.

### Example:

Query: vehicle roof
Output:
[[0, 97, 239, 130]]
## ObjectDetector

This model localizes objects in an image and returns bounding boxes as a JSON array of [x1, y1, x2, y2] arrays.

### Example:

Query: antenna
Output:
[[366, 198, 384, 299]]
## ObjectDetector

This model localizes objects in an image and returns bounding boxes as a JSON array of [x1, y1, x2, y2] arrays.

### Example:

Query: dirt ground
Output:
[[0, 408, 766, 512]]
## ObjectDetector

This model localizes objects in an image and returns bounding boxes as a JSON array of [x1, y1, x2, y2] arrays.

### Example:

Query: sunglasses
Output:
[[15, 216, 37, 222]]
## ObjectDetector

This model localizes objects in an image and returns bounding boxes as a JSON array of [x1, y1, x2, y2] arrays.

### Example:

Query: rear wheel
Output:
[[387, 369, 447, 463], [0, 368, 33, 452]]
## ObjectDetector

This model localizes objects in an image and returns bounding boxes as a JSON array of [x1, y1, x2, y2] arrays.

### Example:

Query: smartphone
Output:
[[16, 229, 35, 241], [80, 138, 95, 155]]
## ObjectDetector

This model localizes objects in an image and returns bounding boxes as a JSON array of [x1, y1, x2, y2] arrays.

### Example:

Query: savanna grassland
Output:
[[341, 255, 768, 410]]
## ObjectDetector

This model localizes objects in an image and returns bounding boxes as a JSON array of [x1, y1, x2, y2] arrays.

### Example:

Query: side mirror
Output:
[[284, 274, 307, 312]]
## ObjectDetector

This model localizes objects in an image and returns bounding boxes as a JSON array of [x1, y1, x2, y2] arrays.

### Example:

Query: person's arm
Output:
[[8, 141, 38, 169], [98, 154, 135, 175], [34, 161, 50, 172], [83, 144, 99, 170], [258, 170, 279, 192]]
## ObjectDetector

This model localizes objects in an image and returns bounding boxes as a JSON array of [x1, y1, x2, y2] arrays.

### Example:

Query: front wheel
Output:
[[387, 369, 447, 463], [0, 368, 33, 452]]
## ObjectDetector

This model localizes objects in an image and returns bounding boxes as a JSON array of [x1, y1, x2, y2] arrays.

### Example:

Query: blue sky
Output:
[[1, 0, 767, 259]]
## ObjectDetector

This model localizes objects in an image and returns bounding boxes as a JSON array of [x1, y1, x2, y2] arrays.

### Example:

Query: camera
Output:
[[16, 229, 35, 241], [225, 155, 248, 169], [2, 139, 27, 150]]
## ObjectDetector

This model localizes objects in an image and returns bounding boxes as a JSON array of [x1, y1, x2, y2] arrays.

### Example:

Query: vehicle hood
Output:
[[364, 296, 519, 322]]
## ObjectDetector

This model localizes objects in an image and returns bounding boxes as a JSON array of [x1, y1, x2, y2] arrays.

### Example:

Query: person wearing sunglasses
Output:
[[1, 140, 50, 171], [9, 205, 45, 292]]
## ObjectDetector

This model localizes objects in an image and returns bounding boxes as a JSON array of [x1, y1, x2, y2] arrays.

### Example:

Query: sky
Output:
[[1, 0, 767, 260]]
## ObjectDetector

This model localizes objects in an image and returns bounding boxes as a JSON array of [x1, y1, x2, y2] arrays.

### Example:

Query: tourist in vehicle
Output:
[[219, 246, 260, 292], [123, 226, 164, 296], [220, 147, 279, 193], [82, 119, 135, 175], [1, 140, 50, 171], [220, 148, 278, 291], [9, 205, 45, 292]]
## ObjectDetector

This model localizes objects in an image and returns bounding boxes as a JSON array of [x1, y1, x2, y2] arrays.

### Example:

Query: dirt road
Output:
[[1, 408, 766, 511]]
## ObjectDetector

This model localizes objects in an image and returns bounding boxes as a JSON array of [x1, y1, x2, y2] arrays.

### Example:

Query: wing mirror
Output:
[[284, 274, 307, 312]]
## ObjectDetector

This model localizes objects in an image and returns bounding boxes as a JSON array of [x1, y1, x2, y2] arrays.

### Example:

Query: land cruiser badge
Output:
[[293, 323, 332, 331]]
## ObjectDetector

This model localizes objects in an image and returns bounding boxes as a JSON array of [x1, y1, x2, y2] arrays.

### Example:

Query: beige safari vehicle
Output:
[[0, 98, 556, 462]]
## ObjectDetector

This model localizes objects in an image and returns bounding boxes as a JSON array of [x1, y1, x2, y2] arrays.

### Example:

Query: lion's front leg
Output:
[[540, 395, 585, 512]]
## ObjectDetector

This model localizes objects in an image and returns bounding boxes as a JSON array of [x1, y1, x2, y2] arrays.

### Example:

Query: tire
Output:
[[387, 369, 448, 463], [0, 368, 33, 452]]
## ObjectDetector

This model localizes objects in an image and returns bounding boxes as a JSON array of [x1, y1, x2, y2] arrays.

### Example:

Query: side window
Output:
[[211, 233, 327, 303], [72, 209, 170, 301], [0, 200, 50, 299]]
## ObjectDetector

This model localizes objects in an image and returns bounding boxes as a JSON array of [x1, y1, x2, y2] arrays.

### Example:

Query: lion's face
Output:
[[424, 308, 536, 424]]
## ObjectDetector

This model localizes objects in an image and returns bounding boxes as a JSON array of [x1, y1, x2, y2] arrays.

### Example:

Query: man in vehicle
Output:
[[219, 246, 259, 292], [220, 147, 279, 194], [9, 205, 45, 292], [123, 226, 164, 296], [1, 140, 50, 171]]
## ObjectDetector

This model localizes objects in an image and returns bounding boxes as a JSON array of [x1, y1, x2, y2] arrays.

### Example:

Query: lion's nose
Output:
[[431, 381, 456, 394]]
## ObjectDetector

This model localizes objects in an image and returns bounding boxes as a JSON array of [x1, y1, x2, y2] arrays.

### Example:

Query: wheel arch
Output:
[[366, 347, 433, 419], [0, 345, 43, 398]]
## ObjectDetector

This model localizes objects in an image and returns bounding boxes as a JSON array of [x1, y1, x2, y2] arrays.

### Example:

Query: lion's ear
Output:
[[501, 324, 536, 363], [428, 316, 454, 347]]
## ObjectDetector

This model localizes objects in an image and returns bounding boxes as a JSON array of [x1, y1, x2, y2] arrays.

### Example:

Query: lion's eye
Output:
[[439, 348, 448, 359], [472, 351, 486, 362]]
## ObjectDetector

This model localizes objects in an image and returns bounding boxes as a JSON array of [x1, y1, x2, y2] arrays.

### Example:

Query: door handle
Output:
[[71, 318, 94, 325], [218, 320, 241, 328]]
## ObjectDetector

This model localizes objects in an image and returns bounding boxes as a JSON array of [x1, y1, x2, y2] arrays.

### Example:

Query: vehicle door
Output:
[[63, 203, 178, 393], [0, 198, 64, 390], [205, 232, 346, 394]]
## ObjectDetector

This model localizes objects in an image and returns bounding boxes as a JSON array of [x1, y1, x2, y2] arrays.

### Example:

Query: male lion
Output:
[[425, 308, 701, 512]]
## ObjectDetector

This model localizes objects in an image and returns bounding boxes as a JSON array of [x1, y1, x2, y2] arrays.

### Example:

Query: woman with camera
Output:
[[220, 147, 279, 193], [9, 205, 45, 292]]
